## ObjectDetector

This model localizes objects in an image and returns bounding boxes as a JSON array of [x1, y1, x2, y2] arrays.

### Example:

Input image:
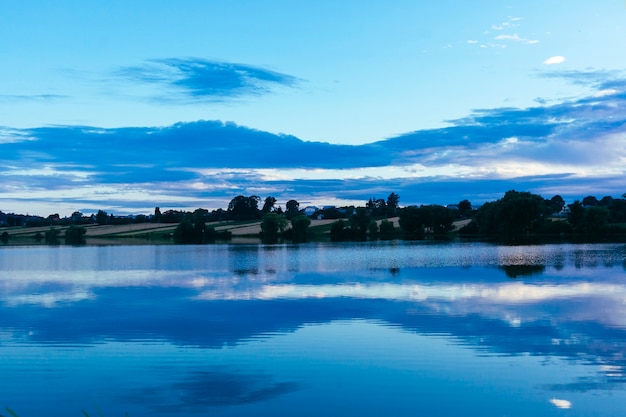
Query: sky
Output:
[[1, 0, 625, 216]]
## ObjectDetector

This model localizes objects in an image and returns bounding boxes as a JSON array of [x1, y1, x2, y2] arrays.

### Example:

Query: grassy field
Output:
[[1, 218, 472, 246]]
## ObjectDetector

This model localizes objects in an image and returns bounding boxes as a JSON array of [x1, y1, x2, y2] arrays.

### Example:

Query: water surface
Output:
[[1, 241, 625, 416]]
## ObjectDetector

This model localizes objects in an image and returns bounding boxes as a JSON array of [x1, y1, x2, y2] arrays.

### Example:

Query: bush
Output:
[[65, 225, 86, 244]]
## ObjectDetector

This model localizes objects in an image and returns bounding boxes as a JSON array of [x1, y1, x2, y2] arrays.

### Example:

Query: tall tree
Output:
[[262, 196, 277, 213], [228, 195, 261, 220], [290, 215, 311, 243], [387, 192, 400, 217], [95, 210, 108, 225], [260, 212, 287, 243], [285, 199, 300, 220], [473, 190, 546, 237], [458, 200, 472, 218]]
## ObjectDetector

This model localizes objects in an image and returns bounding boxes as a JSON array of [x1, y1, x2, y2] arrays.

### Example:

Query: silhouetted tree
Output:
[[45, 228, 60, 244], [290, 215, 311, 243], [582, 196, 598, 206], [173, 219, 196, 244], [387, 192, 400, 217], [567, 201, 585, 232], [368, 220, 379, 239], [399, 206, 425, 239], [285, 199, 300, 220], [260, 212, 287, 243], [367, 198, 387, 218], [262, 196, 277, 213], [96, 210, 108, 225], [320, 206, 341, 219], [228, 195, 261, 220], [154, 207, 162, 223], [330, 220, 347, 241], [379, 219, 395, 240], [471, 190, 546, 237], [458, 199, 472, 218], [546, 195, 565, 215], [65, 225, 86, 244], [349, 208, 370, 240], [582, 206, 609, 235]]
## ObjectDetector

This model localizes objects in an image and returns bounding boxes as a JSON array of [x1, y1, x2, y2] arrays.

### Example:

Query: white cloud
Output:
[[494, 34, 539, 44], [593, 89, 618, 97], [544, 55, 566, 65]]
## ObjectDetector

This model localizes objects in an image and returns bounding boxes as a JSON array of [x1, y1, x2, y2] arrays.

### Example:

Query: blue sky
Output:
[[1, 1, 625, 216]]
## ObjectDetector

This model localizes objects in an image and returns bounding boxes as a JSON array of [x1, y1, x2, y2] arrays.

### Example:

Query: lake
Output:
[[1, 241, 625, 416]]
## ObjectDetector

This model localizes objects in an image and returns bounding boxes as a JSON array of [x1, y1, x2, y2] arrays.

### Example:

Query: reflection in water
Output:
[[122, 368, 299, 412], [0, 242, 625, 416], [500, 264, 546, 278]]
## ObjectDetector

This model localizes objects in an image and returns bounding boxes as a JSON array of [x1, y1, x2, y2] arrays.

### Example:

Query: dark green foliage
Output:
[[65, 225, 86, 244], [153, 206, 162, 223], [290, 215, 311, 243], [582, 206, 609, 235], [546, 195, 565, 215], [368, 220, 379, 239], [567, 200, 584, 231], [399, 206, 425, 239], [399, 204, 455, 237], [160, 209, 186, 223], [423, 205, 455, 234], [534, 219, 573, 235], [458, 199, 472, 218], [319, 206, 341, 219], [262, 196, 277, 213], [0, 231, 8, 243], [204, 226, 232, 241], [2, 407, 19, 417], [227, 195, 261, 220], [330, 220, 348, 241], [567, 200, 615, 235], [260, 212, 287, 243], [379, 219, 396, 240], [45, 227, 60, 244], [173, 219, 197, 244], [582, 195, 598, 206], [386, 192, 400, 217], [285, 199, 300, 220], [175, 212, 232, 244], [349, 208, 370, 240], [366, 198, 387, 218], [472, 190, 546, 237], [95, 209, 108, 225]]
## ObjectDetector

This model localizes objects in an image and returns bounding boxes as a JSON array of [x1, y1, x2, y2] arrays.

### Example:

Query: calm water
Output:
[[1, 241, 625, 416]]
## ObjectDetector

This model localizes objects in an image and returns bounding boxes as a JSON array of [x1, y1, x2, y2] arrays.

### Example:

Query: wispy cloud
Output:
[[0, 94, 68, 102], [117, 58, 299, 100], [470, 17, 538, 48], [494, 33, 539, 44], [544, 55, 566, 65], [491, 17, 522, 31]]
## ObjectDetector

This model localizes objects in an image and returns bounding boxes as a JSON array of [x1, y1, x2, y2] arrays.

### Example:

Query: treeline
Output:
[[2, 190, 625, 245], [459, 191, 626, 238]]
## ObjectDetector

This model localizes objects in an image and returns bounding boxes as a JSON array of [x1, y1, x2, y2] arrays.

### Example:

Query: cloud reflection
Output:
[[549, 398, 572, 409], [122, 367, 299, 412]]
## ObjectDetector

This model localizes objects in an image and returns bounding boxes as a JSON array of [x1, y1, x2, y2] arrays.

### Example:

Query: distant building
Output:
[[303, 206, 319, 217]]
